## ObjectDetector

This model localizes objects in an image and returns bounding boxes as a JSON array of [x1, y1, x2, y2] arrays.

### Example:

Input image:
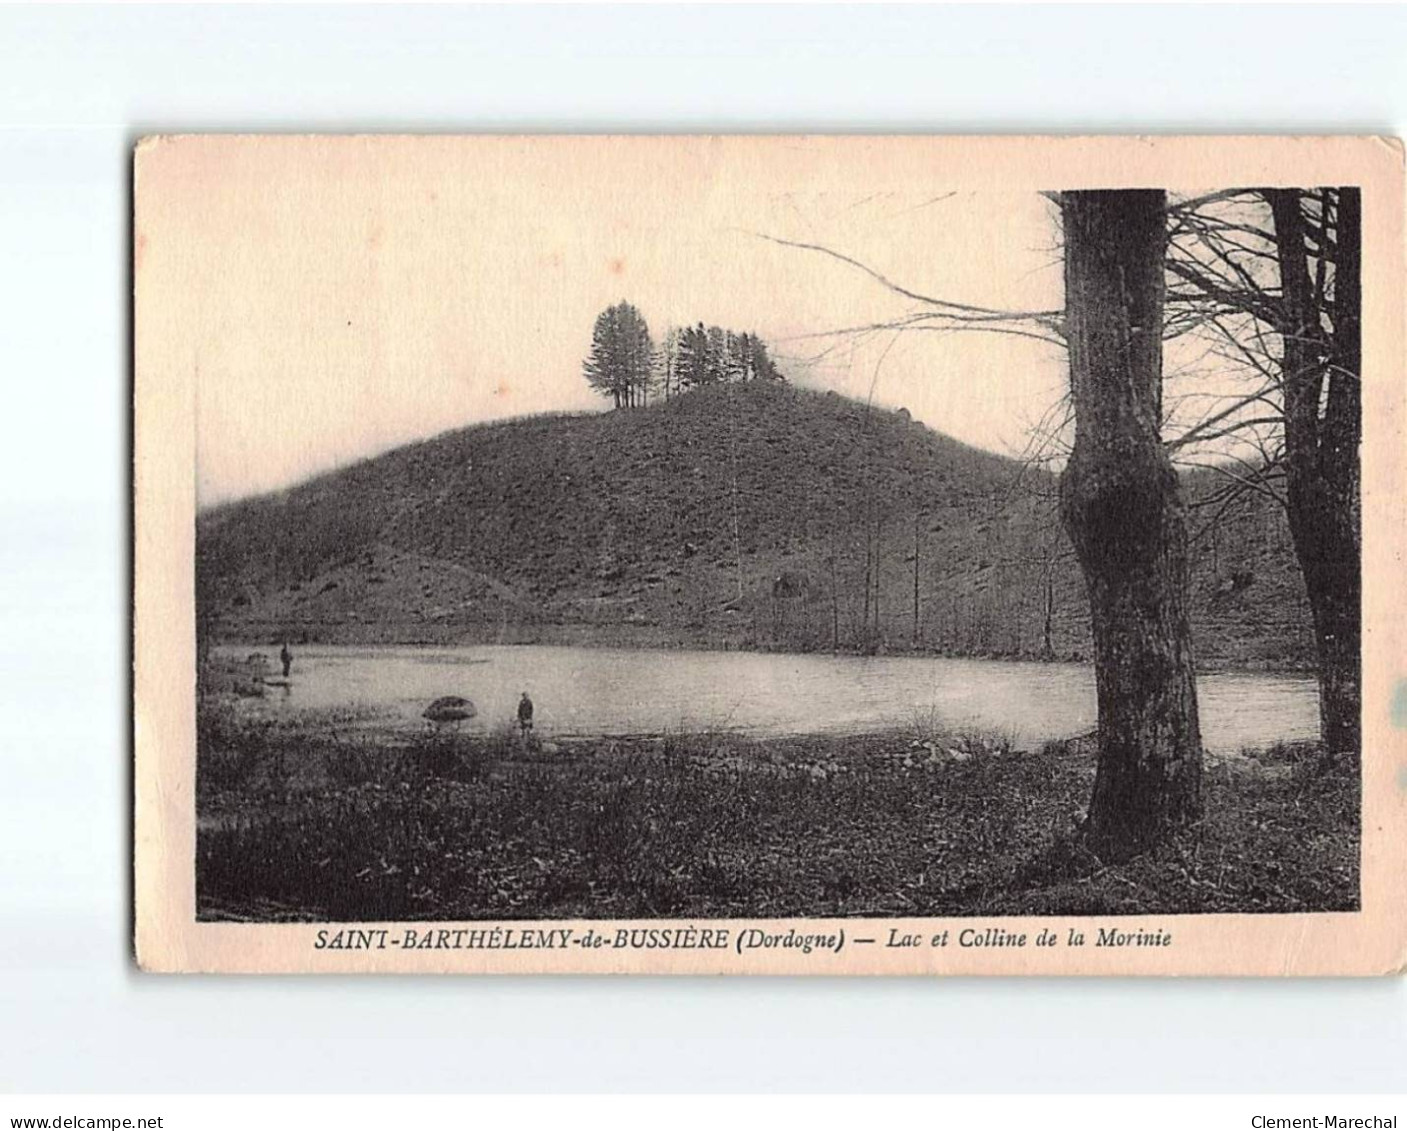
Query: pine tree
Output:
[[582, 301, 654, 409], [705, 325, 728, 384], [677, 323, 712, 390], [749, 334, 783, 382], [656, 326, 682, 401]]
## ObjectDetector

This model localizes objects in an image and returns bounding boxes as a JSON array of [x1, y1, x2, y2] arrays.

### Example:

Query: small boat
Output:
[[423, 695, 477, 723]]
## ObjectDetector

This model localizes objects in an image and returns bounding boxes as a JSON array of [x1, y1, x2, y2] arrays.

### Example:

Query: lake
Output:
[[221, 643, 1321, 755]]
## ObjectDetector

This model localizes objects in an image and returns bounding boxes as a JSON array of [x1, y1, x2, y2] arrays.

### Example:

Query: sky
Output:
[[138, 137, 1069, 507]]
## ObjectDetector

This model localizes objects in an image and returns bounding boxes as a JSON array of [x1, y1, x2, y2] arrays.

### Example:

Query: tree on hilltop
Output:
[[583, 301, 654, 409], [665, 322, 786, 390], [676, 323, 713, 390]]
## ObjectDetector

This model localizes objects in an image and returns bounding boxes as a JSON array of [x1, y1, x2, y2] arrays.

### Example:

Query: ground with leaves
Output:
[[195, 697, 1358, 923]]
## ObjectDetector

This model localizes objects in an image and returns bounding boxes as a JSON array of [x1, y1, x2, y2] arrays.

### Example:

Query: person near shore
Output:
[[518, 691, 534, 740], [279, 641, 292, 678]]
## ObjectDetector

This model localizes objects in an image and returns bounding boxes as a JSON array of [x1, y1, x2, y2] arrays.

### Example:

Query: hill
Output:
[[198, 381, 1316, 668]]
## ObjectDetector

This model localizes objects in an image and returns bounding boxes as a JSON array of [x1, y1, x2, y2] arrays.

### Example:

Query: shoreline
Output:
[[210, 630, 1318, 679]]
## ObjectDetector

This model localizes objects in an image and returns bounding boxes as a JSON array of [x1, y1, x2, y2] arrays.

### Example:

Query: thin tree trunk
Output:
[[873, 515, 883, 649], [1266, 187, 1362, 753], [1042, 565, 1054, 660], [861, 525, 872, 649], [725, 380, 744, 603], [1058, 189, 1203, 861], [912, 510, 922, 649]]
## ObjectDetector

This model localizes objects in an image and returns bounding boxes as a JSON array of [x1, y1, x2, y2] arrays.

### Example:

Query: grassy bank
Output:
[[196, 700, 1359, 922], [211, 625, 1319, 676]]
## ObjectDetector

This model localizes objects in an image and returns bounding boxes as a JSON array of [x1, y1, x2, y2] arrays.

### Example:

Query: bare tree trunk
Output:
[[912, 510, 922, 649], [1041, 538, 1056, 660], [829, 548, 840, 653], [1266, 187, 1361, 753], [725, 380, 745, 603], [861, 524, 872, 650], [873, 515, 883, 649], [1058, 189, 1203, 861]]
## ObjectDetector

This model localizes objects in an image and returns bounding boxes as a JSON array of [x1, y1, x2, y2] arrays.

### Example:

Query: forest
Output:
[[582, 302, 785, 408]]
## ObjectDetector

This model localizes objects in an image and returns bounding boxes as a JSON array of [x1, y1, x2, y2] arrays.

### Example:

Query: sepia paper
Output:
[[134, 134, 1405, 974]]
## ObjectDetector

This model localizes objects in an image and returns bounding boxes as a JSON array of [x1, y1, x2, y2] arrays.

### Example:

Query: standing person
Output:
[[279, 640, 292, 679], [517, 691, 534, 742]]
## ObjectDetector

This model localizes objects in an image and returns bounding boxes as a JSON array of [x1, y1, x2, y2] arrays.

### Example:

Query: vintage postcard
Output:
[[134, 135, 1405, 974]]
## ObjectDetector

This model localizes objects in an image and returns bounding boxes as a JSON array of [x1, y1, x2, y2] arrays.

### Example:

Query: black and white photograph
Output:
[[11, 3, 1407, 1119]]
